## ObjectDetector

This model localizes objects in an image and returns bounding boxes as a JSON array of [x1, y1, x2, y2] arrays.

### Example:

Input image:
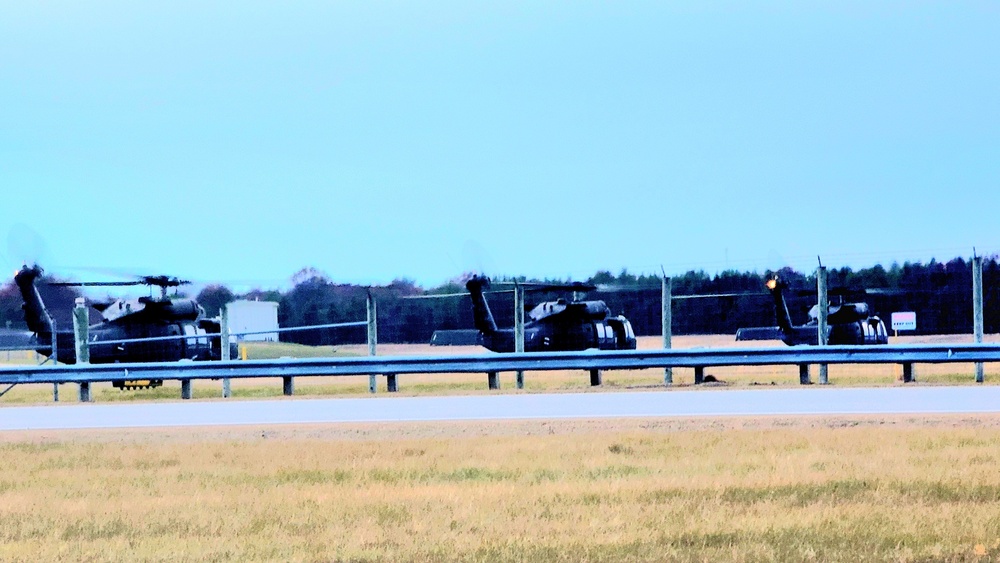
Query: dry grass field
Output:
[[2, 416, 1000, 561], [1, 334, 997, 404]]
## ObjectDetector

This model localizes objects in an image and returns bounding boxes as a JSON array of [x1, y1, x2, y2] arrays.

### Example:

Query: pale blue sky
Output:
[[2, 2, 998, 291]]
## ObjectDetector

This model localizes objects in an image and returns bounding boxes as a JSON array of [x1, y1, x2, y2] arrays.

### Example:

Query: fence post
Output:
[[50, 319, 57, 365], [514, 282, 525, 389], [662, 275, 673, 386], [974, 255, 984, 383], [72, 303, 90, 402], [73, 298, 90, 364], [817, 266, 829, 384], [368, 291, 378, 394], [220, 304, 231, 398]]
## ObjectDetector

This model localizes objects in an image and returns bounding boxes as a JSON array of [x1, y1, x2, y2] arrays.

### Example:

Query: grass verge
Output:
[[1, 419, 999, 561]]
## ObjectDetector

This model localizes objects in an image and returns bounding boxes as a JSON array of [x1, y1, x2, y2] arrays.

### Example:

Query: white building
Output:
[[226, 300, 279, 342]]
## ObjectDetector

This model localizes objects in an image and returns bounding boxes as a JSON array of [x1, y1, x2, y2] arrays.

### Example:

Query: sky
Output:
[[2, 2, 998, 293]]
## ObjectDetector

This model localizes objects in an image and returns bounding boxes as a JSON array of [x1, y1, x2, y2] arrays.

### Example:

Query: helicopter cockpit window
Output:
[[184, 324, 210, 349], [184, 324, 197, 347]]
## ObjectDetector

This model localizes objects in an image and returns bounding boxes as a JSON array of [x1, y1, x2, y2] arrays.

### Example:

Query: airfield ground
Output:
[[2, 336, 999, 561], [1, 334, 999, 404], [2, 415, 1000, 561]]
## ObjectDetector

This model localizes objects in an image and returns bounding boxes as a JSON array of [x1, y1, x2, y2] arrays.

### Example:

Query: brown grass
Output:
[[2, 416, 1000, 561]]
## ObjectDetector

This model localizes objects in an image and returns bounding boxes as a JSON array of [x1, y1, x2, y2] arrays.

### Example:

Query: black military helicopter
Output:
[[736, 277, 889, 345], [464, 276, 637, 352], [14, 265, 233, 388]]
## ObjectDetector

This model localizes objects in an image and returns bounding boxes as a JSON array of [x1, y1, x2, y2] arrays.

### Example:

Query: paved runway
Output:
[[2, 386, 1000, 431]]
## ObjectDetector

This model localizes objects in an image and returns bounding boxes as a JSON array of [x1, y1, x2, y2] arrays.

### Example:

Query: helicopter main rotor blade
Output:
[[140, 275, 191, 287], [401, 291, 472, 299], [47, 281, 145, 287], [402, 288, 521, 299], [491, 282, 597, 292], [672, 291, 770, 300]]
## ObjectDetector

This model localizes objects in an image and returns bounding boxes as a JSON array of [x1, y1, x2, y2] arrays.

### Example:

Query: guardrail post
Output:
[[974, 255, 984, 383], [817, 266, 829, 385], [283, 376, 294, 396], [387, 373, 398, 392], [488, 371, 500, 390], [368, 291, 377, 394], [73, 298, 89, 364], [662, 274, 673, 386], [514, 282, 525, 389], [902, 363, 915, 383], [799, 364, 811, 385], [694, 366, 704, 385], [181, 379, 192, 400], [78, 381, 91, 402], [221, 303, 231, 398], [590, 369, 602, 386], [53, 383, 59, 402]]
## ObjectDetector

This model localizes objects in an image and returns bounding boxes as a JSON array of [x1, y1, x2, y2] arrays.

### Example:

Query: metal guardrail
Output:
[[0, 344, 998, 386]]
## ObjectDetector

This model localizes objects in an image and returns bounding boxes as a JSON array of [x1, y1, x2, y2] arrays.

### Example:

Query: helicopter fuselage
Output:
[[466, 277, 637, 353], [735, 278, 889, 346], [15, 265, 227, 366]]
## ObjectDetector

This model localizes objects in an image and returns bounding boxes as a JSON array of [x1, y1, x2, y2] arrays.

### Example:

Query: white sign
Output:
[[891, 312, 917, 331]]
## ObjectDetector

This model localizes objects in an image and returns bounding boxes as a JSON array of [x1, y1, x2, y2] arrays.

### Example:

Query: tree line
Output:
[[2, 256, 999, 343]]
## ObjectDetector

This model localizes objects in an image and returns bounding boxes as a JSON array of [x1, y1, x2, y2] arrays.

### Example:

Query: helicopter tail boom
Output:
[[766, 279, 799, 344], [465, 276, 499, 336], [14, 266, 55, 336]]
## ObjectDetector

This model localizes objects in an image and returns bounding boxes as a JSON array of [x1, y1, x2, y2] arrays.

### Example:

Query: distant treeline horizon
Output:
[[3, 255, 999, 344]]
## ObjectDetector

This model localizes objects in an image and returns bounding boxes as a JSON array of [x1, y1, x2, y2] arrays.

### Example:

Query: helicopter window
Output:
[[184, 324, 197, 347], [184, 324, 210, 349]]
